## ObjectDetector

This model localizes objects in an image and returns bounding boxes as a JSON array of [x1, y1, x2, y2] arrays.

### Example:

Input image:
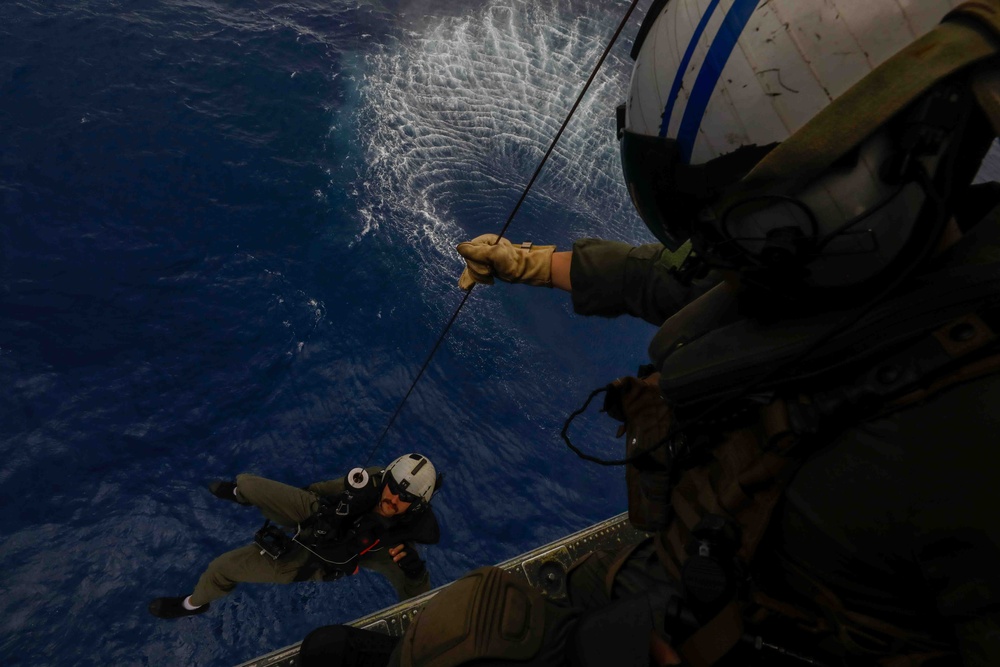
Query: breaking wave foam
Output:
[[352, 0, 640, 265]]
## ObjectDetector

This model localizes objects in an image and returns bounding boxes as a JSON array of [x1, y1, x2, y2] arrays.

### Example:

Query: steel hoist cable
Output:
[[362, 0, 643, 466]]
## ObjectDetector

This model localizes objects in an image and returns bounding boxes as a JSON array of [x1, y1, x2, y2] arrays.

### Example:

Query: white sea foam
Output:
[[352, 0, 645, 280]]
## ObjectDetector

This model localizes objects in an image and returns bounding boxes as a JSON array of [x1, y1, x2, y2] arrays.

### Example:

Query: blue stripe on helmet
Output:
[[658, 0, 724, 138], [676, 0, 759, 162]]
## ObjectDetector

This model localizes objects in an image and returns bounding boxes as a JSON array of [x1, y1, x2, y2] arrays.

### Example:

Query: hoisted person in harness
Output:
[[148, 453, 442, 619]]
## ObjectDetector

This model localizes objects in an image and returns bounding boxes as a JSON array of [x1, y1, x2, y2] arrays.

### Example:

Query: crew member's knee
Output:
[[234, 473, 264, 504], [203, 553, 240, 585], [190, 556, 240, 606]]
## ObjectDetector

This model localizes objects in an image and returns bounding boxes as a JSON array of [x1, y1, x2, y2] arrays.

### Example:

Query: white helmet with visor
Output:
[[383, 453, 437, 509], [620, 0, 982, 301]]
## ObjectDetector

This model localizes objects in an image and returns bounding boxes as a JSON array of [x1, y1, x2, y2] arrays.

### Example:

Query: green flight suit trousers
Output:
[[189, 473, 430, 607]]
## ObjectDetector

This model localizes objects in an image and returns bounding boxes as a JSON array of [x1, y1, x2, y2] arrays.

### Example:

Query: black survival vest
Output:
[[296, 468, 440, 578], [603, 203, 1000, 666]]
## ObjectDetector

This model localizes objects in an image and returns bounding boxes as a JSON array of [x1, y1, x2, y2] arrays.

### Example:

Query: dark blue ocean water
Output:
[[0, 1, 655, 665]]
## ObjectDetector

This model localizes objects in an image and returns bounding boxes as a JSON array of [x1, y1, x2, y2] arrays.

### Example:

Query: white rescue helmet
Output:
[[383, 453, 437, 507], [620, 0, 974, 299]]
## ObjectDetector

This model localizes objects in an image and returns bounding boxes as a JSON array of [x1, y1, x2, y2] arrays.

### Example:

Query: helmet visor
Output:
[[619, 129, 695, 252], [385, 473, 422, 504]]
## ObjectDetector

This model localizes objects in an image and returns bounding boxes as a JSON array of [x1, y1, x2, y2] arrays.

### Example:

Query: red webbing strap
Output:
[[357, 538, 380, 556]]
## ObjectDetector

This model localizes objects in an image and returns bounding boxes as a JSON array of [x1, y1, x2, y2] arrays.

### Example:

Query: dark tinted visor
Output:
[[620, 130, 778, 255], [385, 473, 421, 504], [619, 129, 697, 252]]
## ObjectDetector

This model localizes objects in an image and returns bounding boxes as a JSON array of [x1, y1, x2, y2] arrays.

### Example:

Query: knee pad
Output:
[[399, 567, 547, 667]]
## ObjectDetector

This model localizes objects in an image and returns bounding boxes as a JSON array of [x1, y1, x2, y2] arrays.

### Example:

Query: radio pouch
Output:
[[254, 521, 292, 560]]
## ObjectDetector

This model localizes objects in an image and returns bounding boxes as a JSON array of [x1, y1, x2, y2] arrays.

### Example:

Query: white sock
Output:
[[182, 596, 203, 610]]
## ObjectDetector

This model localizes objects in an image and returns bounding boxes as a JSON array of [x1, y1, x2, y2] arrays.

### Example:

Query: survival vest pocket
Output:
[[254, 521, 293, 560], [603, 373, 674, 532]]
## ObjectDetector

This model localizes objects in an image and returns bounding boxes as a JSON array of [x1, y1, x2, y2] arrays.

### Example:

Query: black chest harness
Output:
[[294, 475, 387, 576]]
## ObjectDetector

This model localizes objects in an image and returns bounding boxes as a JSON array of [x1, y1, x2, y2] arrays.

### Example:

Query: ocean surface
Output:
[[0, 1, 655, 665], [5, 2, 1000, 666]]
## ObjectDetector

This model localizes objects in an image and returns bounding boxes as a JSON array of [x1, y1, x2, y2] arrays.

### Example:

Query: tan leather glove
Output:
[[456, 234, 556, 290]]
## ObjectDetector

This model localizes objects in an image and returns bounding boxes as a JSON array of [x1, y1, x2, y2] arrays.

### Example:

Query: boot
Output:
[[208, 480, 249, 505], [148, 597, 210, 619]]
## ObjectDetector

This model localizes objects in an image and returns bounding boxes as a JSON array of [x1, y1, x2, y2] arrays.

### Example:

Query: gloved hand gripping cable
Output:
[[457, 234, 556, 289]]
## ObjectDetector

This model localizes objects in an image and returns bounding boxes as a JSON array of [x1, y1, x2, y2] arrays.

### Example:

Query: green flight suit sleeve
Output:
[[306, 478, 345, 498], [306, 465, 384, 499], [360, 545, 432, 602], [569, 238, 719, 326]]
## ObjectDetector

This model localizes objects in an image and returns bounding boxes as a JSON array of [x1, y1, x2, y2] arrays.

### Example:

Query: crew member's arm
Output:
[[306, 465, 383, 498], [389, 542, 427, 579], [456, 234, 559, 290], [305, 478, 345, 497], [569, 239, 720, 325], [650, 632, 682, 666], [456, 233, 720, 326], [551, 250, 572, 291], [389, 542, 431, 600]]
